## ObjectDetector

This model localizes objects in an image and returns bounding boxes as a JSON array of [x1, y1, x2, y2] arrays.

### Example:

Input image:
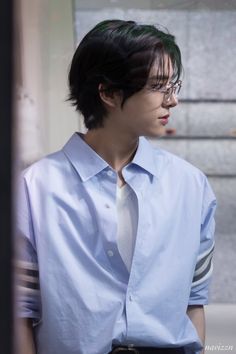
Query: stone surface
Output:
[[208, 181, 236, 303], [187, 11, 236, 100], [205, 304, 236, 351], [150, 139, 236, 175], [74, 9, 236, 100], [209, 177, 236, 236], [210, 234, 236, 303], [75, 0, 236, 11], [169, 103, 236, 137]]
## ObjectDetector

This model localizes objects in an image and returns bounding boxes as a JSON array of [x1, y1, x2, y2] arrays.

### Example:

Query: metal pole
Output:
[[0, 0, 14, 352]]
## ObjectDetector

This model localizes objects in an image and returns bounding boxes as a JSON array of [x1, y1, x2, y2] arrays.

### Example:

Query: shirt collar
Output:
[[62, 133, 163, 181], [63, 133, 108, 182], [131, 136, 163, 178]]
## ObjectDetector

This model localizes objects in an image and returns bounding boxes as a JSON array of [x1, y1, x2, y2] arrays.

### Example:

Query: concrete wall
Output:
[[74, 4, 236, 303], [39, 0, 79, 154], [17, 0, 79, 167]]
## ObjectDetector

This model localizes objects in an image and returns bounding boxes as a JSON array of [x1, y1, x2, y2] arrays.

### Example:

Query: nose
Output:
[[162, 94, 178, 108]]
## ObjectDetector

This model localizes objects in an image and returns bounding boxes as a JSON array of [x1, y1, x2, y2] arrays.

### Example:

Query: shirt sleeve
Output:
[[188, 177, 217, 305], [15, 173, 41, 324]]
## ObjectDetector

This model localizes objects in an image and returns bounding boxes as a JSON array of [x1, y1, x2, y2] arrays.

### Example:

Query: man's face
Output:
[[115, 59, 179, 138]]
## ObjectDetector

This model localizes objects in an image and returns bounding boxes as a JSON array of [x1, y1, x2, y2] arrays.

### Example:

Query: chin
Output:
[[145, 126, 166, 138]]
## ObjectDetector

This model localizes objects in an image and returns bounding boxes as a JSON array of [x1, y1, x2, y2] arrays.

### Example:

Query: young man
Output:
[[16, 20, 216, 354]]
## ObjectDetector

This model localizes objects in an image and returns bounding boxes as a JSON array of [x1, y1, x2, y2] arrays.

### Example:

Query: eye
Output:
[[149, 83, 168, 92], [149, 84, 161, 91]]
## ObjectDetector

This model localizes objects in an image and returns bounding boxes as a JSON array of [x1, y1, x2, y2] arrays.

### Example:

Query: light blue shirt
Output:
[[16, 133, 216, 354]]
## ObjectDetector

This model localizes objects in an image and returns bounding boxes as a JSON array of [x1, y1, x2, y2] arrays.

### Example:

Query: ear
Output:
[[98, 83, 122, 109]]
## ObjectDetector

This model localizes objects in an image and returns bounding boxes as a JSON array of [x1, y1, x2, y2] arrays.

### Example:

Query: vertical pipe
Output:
[[0, 0, 14, 353]]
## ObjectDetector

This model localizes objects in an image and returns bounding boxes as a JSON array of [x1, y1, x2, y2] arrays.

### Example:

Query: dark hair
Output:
[[68, 19, 182, 130]]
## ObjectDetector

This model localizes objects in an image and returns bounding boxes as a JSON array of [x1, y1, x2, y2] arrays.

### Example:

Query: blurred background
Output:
[[14, 0, 236, 352]]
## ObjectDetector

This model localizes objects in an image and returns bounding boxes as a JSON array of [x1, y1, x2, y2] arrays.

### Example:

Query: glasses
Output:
[[148, 80, 182, 102]]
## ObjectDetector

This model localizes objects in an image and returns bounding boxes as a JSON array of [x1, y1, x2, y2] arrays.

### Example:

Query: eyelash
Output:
[[149, 84, 170, 92]]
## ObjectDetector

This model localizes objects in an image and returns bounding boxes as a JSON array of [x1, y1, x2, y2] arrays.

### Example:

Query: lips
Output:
[[159, 114, 170, 125]]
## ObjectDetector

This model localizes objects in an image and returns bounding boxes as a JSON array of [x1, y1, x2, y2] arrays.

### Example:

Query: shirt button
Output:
[[107, 170, 114, 177], [107, 250, 114, 257], [129, 294, 133, 301], [105, 203, 110, 209]]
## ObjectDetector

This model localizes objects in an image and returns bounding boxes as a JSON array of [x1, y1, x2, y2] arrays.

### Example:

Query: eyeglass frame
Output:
[[147, 79, 182, 102]]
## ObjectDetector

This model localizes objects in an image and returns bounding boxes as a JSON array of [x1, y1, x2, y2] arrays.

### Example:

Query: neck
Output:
[[83, 127, 138, 173]]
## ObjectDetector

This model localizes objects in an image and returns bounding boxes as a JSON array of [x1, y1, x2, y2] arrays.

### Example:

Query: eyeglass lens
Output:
[[166, 81, 181, 100]]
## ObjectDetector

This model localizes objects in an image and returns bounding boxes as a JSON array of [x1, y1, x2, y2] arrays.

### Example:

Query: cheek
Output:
[[148, 95, 164, 108], [122, 92, 163, 119], [140, 93, 164, 111]]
